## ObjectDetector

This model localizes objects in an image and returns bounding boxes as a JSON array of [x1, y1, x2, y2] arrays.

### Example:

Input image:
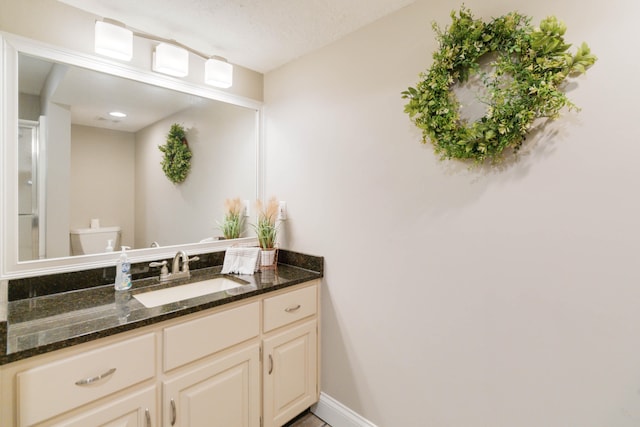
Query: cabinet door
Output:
[[52, 386, 156, 427], [263, 320, 317, 427], [163, 344, 260, 427]]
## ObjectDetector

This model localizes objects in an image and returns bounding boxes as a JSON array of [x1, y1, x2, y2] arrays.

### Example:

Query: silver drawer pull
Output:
[[75, 368, 116, 386], [268, 354, 273, 375], [285, 304, 301, 313], [170, 398, 177, 426]]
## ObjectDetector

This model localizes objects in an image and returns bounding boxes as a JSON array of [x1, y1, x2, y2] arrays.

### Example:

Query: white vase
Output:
[[260, 249, 276, 267]]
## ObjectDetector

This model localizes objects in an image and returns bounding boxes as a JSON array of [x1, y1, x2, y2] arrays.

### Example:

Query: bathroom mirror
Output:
[[1, 33, 262, 278]]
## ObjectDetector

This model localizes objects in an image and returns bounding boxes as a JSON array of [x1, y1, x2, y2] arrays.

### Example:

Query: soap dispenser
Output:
[[114, 246, 132, 291]]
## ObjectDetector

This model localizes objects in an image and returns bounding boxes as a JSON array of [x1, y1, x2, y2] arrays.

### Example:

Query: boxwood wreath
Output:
[[402, 7, 597, 162], [159, 123, 192, 184]]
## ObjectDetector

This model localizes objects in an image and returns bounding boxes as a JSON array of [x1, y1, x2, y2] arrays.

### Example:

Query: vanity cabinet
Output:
[[49, 386, 156, 427], [161, 301, 261, 427], [263, 321, 317, 427], [15, 333, 157, 427], [162, 344, 260, 427], [262, 286, 318, 427], [0, 280, 320, 427]]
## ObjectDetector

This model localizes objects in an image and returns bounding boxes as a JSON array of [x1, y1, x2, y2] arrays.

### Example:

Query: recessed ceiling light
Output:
[[109, 111, 127, 118]]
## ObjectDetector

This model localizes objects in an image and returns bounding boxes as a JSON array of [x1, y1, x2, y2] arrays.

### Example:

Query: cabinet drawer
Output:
[[164, 301, 260, 371], [51, 386, 156, 427], [17, 333, 155, 427], [263, 285, 317, 333]]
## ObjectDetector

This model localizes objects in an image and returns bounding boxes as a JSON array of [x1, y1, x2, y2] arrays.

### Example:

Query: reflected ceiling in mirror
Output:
[[16, 52, 259, 263], [19, 54, 207, 132]]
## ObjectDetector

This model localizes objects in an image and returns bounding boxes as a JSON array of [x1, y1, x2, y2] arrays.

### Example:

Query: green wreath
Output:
[[402, 7, 597, 162], [159, 123, 192, 184]]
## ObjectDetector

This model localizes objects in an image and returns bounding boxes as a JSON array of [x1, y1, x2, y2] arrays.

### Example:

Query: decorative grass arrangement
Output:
[[253, 197, 279, 249], [218, 198, 244, 239], [402, 7, 597, 163], [159, 123, 192, 183]]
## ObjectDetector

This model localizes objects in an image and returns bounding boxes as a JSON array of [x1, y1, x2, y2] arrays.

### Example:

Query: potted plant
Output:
[[218, 198, 244, 239], [253, 197, 279, 267]]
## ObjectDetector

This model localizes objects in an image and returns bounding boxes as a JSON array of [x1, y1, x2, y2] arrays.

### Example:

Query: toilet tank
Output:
[[70, 226, 122, 255]]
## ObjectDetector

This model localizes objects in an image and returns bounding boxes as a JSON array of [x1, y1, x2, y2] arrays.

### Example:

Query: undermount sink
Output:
[[133, 277, 247, 308]]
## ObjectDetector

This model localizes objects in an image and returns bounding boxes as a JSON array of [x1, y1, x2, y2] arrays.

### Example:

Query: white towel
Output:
[[220, 247, 260, 275]]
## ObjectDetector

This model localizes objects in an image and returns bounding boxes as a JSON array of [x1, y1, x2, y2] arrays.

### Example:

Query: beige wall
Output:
[[134, 101, 256, 248], [264, 0, 640, 425], [70, 125, 135, 248]]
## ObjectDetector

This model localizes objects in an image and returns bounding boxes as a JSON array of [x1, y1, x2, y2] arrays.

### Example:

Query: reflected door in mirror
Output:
[[18, 119, 44, 261]]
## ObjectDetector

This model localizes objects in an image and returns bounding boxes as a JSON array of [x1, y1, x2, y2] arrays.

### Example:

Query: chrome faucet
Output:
[[172, 250, 189, 278], [149, 250, 199, 282]]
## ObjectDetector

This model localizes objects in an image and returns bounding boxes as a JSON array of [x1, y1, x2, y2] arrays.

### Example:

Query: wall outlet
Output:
[[278, 201, 287, 220]]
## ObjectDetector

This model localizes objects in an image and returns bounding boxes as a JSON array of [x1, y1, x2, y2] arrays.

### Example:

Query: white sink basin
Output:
[[133, 277, 245, 308]]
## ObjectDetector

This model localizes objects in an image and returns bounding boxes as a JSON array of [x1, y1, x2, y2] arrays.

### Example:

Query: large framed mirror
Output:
[[1, 33, 262, 279]]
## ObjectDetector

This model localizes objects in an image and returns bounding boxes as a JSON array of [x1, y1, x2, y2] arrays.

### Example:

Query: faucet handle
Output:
[[182, 256, 199, 274], [149, 260, 167, 268], [149, 260, 169, 279]]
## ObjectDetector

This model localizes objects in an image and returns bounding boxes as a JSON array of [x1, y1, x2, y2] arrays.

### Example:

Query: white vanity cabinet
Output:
[[161, 301, 261, 427], [262, 285, 319, 427], [162, 344, 260, 427], [0, 331, 158, 426], [263, 321, 317, 427], [0, 280, 320, 427], [49, 386, 157, 427]]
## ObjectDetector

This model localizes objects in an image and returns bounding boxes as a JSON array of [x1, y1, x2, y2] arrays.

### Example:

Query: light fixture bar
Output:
[[95, 18, 233, 87], [153, 43, 189, 77], [94, 21, 133, 61]]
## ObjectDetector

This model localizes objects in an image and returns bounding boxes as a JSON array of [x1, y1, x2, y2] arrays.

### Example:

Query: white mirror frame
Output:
[[0, 32, 263, 279]]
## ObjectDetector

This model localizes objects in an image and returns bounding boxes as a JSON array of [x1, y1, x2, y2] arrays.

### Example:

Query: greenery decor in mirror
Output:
[[219, 198, 245, 239], [402, 7, 597, 162], [159, 123, 192, 183]]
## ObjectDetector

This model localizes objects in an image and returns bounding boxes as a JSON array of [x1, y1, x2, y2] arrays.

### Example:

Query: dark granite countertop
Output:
[[1, 250, 322, 365]]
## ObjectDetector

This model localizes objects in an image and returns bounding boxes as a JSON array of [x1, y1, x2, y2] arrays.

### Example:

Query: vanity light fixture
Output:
[[94, 19, 233, 87], [205, 57, 233, 88], [153, 43, 189, 77], [94, 21, 133, 61]]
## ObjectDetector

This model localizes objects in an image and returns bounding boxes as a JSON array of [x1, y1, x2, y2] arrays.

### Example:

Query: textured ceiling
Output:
[[56, 0, 414, 73]]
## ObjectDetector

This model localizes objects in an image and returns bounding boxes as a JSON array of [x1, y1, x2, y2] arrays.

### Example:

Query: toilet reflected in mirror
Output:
[[70, 226, 121, 255]]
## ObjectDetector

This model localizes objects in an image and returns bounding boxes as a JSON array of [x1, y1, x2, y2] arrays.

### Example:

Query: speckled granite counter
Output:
[[0, 250, 322, 365]]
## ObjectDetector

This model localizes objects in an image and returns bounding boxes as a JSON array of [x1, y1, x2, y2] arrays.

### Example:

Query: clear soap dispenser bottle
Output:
[[114, 246, 132, 291]]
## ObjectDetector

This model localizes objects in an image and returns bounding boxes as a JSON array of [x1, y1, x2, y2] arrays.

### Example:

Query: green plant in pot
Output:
[[218, 198, 245, 239], [253, 197, 279, 267]]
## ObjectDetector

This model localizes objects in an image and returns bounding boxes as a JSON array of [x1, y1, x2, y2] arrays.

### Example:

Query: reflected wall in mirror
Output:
[[17, 53, 258, 261]]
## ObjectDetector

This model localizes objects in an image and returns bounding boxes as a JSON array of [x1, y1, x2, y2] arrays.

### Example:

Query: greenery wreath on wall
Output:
[[402, 7, 597, 163], [159, 123, 192, 184]]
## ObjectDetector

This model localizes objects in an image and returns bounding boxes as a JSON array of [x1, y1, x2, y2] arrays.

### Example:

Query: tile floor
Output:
[[285, 410, 331, 427]]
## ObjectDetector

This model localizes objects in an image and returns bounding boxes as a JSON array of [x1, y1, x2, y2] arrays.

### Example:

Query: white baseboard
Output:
[[311, 392, 377, 427]]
